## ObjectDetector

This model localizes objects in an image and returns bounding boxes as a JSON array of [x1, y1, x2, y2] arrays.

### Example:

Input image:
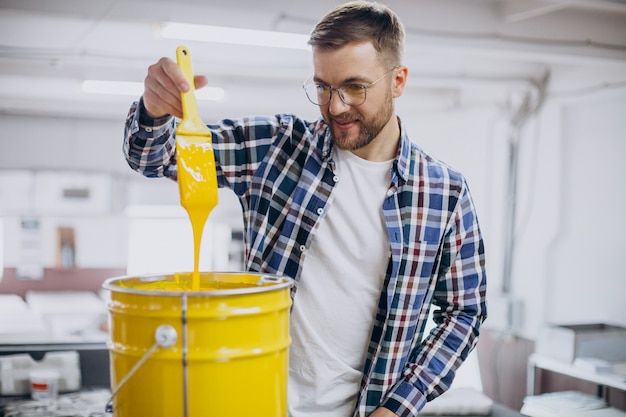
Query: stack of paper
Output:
[[0, 294, 49, 343], [420, 388, 494, 415], [521, 391, 607, 417], [570, 409, 626, 417], [25, 291, 107, 342]]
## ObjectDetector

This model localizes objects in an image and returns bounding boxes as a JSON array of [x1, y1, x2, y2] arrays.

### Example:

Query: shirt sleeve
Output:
[[380, 179, 487, 417], [124, 101, 302, 193], [206, 115, 285, 196], [123, 98, 178, 179]]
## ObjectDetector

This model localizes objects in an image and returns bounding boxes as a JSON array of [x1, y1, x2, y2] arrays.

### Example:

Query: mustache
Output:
[[332, 112, 362, 121]]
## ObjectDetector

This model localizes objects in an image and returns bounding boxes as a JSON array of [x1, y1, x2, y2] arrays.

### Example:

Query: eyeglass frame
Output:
[[302, 66, 400, 107]]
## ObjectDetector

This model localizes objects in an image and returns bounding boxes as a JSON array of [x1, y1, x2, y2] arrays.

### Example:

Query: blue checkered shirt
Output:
[[124, 99, 487, 417]]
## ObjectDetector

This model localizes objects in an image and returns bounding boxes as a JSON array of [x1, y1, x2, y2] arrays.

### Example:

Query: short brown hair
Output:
[[308, 1, 405, 67]]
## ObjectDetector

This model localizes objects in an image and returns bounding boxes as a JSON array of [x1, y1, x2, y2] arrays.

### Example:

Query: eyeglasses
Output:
[[303, 66, 399, 106]]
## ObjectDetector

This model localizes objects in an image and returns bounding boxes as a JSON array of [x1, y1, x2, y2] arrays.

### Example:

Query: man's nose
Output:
[[328, 90, 351, 115]]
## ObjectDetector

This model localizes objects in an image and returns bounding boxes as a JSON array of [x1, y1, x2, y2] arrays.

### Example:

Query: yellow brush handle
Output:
[[176, 45, 211, 136]]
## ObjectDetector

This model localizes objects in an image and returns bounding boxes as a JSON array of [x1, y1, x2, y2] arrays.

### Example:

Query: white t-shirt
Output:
[[288, 147, 393, 417]]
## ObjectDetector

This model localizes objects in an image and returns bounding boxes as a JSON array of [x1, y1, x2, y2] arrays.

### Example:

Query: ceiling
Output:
[[0, 0, 625, 120]]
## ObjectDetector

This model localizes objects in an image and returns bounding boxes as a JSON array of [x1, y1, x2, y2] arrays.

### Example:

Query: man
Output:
[[124, 2, 487, 416]]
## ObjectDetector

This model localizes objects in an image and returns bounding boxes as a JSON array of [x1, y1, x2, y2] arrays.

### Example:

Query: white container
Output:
[[29, 368, 59, 400], [0, 351, 81, 396]]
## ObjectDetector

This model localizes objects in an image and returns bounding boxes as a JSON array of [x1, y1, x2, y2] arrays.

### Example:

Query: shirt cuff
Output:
[[127, 97, 175, 143], [379, 380, 427, 417], [138, 96, 174, 127]]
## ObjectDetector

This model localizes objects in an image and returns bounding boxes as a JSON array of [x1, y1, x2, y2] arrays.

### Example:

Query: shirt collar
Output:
[[318, 116, 410, 184], [394, 116, 411, 184]]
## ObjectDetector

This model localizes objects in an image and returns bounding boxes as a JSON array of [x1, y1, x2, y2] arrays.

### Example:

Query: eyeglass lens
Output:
[[303, 66, 398, 106], [304, 85, 366, 106]]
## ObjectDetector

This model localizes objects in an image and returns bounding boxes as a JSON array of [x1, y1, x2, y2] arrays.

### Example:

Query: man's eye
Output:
[[343, 84, 366, 95], [317, 85, 331, 93]]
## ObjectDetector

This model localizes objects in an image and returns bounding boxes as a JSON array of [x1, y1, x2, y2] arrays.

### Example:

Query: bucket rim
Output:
[[102, 271, 294, 296]]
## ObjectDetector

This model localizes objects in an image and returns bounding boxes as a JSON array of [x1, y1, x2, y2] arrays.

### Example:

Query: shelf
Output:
[[527, 354, 626, 396]]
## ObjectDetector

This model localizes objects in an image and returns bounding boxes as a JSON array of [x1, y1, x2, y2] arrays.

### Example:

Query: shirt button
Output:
[[145, 127, 153, 132], [317, 208, 324, 215], [333, 175, 339, 183], [299, 245, 306, 252]]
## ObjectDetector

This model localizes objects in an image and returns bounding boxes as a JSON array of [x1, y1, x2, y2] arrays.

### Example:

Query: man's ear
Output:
[[392, 66, 408, 98]]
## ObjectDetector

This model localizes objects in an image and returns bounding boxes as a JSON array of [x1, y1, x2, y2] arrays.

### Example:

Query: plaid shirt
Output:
[[124, 100, 487, 417]]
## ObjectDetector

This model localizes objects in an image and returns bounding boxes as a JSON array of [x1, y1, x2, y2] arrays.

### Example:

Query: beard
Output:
[[328, 91, 394, 151]]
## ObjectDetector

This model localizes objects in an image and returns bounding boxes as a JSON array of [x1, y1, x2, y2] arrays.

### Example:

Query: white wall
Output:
[[399, 92, 626, 338], [0, 115, 131, 270], [1, 89, 625, 338], [553, 98, 626, 325], [488, 94, 626, 338], [514, 96, 626, 335]]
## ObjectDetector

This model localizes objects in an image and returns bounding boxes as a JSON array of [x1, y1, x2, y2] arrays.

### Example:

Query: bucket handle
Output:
[[105, 324, 178, 413]]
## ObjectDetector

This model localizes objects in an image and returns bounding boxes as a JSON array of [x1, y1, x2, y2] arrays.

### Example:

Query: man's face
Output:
[[311, 42, 399, 153]]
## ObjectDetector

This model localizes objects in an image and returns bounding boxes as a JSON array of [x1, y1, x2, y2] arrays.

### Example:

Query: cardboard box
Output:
[[536, 323, 626, 363]]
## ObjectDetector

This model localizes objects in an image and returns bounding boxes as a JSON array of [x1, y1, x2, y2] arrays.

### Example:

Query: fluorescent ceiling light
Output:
[[81, 80, 225, 101], [161, 22, 310, 50]]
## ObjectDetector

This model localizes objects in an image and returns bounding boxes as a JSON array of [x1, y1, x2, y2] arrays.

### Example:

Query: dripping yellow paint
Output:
[[175, 46, 218, 290]]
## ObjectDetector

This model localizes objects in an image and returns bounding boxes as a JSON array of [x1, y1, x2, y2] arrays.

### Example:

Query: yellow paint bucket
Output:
[[102, 272, 293, 417]]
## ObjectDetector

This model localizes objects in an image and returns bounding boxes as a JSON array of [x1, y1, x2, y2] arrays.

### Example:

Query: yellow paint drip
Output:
[[175, 46, 218, 290], [176, 137, 218, 289]]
